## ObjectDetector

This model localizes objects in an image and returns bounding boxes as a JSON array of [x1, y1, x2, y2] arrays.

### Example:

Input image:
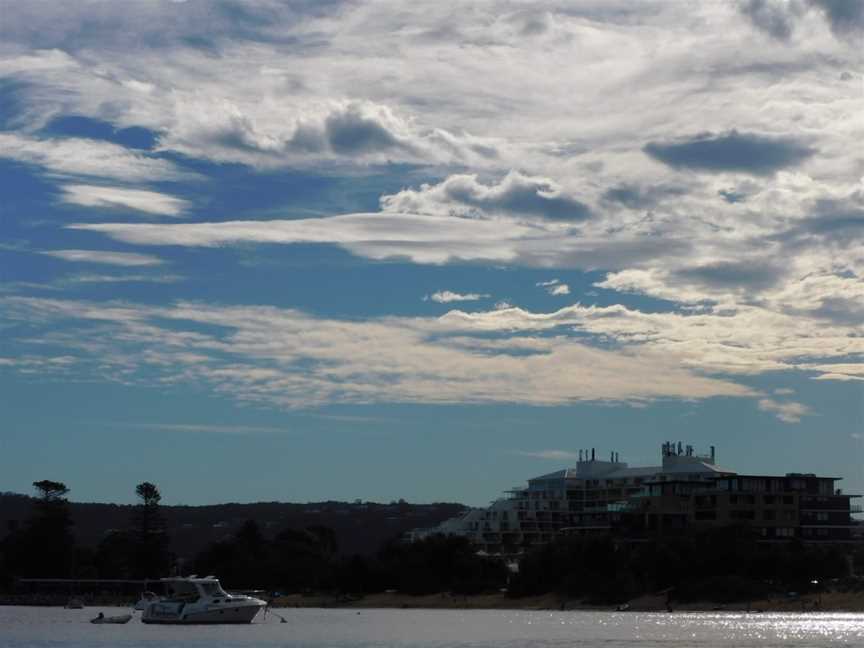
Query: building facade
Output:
[[411, 443, 860, 554]]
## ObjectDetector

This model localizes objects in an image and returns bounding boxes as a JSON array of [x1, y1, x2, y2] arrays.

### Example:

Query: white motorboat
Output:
[[141, 576, 266, 625]]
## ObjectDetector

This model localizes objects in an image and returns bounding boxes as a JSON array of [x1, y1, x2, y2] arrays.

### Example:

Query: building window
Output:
[[763, 510, 776, 521], [776, 528, 794, 538], [764, 495, 775, 504]]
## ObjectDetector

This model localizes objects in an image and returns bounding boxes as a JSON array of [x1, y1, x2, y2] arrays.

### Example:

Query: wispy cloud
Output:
[[61, 184, 190, 216], [425, 290, 490, 303], [62, 273, 183, 284], [0, 296, 755, 410], [513, 449, 581, 461], [0, 133, 193, 182], [438, 301, 864, 387], [40, 249, 165, 266], [117, 422, 290, 435]]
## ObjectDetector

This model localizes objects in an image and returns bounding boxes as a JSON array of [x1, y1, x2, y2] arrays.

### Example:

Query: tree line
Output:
[[1, 480, 860, 604], [0, 480, 171, 588], [0, 480, 503, 596], [508, 527, 855, 604]]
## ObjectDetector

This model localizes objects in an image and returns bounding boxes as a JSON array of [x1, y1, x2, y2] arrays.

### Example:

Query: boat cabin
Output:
[[162, 578, 230, 603]]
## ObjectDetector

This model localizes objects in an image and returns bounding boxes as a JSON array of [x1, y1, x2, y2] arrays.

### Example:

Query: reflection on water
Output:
[[1, 606, 861, 647]]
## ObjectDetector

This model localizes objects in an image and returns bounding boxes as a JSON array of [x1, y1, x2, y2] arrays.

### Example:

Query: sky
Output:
[[0, 0, 862, 507]]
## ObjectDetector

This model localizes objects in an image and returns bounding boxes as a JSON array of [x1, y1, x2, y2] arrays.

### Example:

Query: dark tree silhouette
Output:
[[132, 482, 172, 578], [33, 480, 69, 502], [2, 481, 77, 578]]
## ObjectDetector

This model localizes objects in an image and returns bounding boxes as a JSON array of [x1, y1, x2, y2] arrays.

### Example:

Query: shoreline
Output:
[[4, 590, 862, 613], [271, 590, 864, 613]]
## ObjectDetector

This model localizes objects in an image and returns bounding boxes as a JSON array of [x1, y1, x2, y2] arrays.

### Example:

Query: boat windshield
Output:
[[199, 581, 229, 598]]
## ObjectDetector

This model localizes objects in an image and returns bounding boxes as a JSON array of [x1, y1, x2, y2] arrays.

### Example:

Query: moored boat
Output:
[[91, 612, 132, 624], [141, 576, 266, 624]]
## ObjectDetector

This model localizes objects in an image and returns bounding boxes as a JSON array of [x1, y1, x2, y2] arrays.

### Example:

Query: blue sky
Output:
[[1, 0, 862, 506]]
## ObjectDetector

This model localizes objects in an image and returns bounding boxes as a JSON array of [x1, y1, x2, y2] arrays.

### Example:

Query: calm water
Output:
[[1, 606, 862, 647]]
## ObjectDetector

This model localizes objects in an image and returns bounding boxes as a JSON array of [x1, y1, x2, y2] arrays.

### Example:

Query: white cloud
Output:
[[61, 184, 189, 216], [425, 290, 489, 303], [40, 249, 165, 267], [0, 133, 192, 182], [0, 2, 857, 181], [536, 279, 571, 295], [757, 398, 811, 424], [68, 210, 547, 264], [804, 363, 864, 382], [0, 1, 860, 425], [381, 171, 590, 221], [438, 302, 864, 377], [0, 296, 755, 410]]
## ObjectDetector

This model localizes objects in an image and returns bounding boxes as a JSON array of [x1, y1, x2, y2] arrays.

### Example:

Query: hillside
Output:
[[0, 492, 464, 561]]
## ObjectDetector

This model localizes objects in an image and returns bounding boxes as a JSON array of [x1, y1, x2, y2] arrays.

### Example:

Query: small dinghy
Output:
[[90, 613, 132, 624]]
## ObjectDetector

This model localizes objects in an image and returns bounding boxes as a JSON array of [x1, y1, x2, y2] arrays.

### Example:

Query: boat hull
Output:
[[142, 604, 263, 624], [91, 614, 132, 624]]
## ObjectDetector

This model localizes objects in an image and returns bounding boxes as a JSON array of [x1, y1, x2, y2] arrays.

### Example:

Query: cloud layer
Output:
[[0, 296, 755, 411], [0, 0, 860, 430]]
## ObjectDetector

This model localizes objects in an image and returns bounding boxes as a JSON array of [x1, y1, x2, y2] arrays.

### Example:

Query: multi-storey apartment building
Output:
[[410, 443, 860, 554], [623, 471, 860, 543]]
